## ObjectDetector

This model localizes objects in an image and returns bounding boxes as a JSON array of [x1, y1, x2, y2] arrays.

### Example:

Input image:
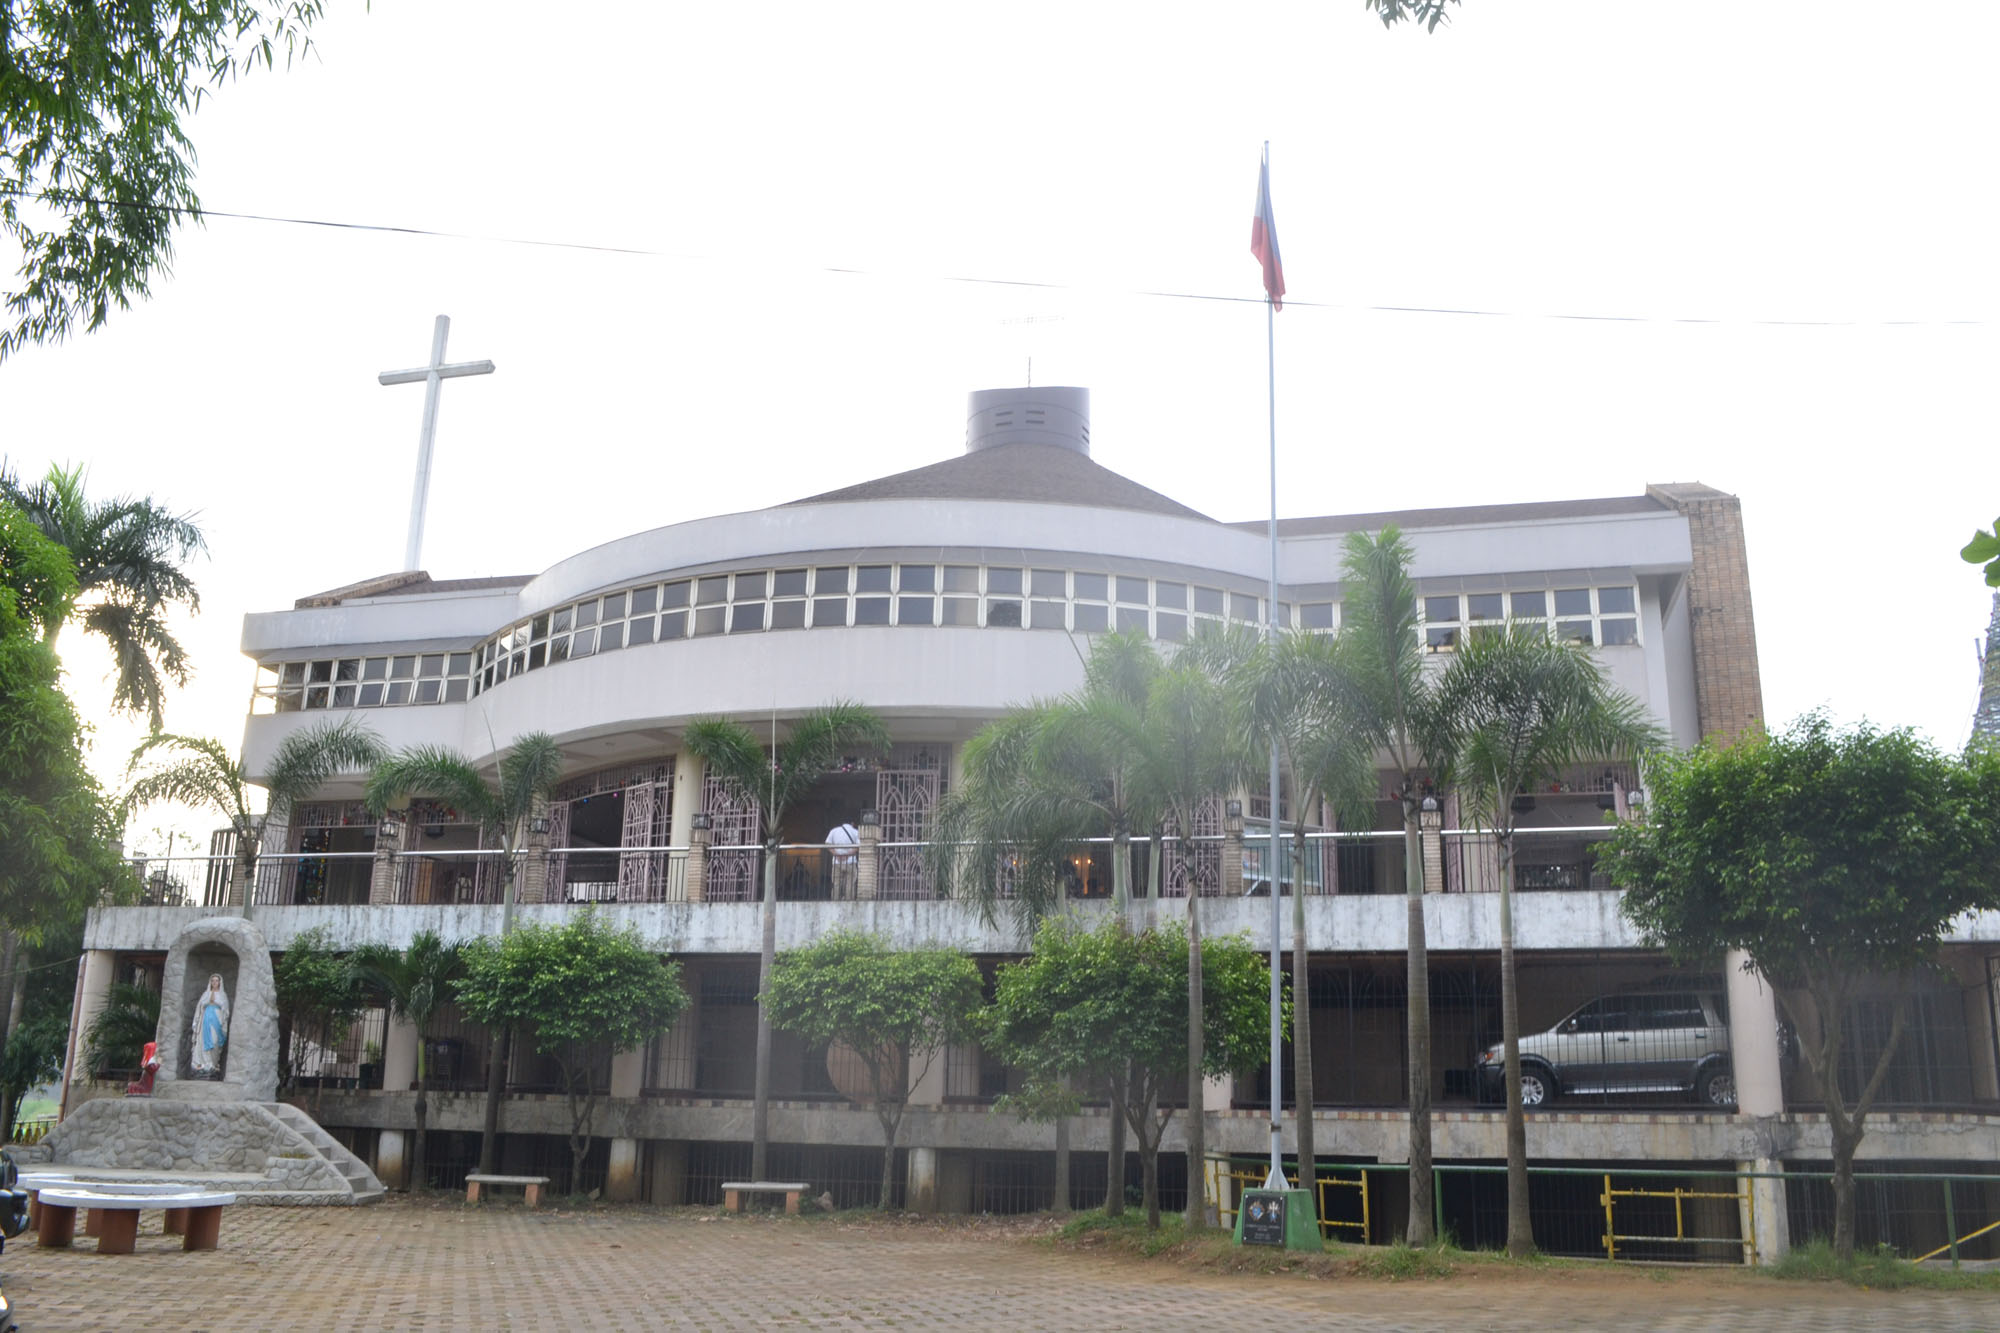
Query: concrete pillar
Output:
[[383, 1014, 419, 1092], [60, 949, 117, 1117], [1725, 950, 1790, 1263], [907, 1145, 938, 1214], [687, 816, 710, 903], [369, 815, 402, 905], [857, 813, 881, 901], [376, 1130, 407, 1190], [647, 1140, 688, 1205], [1420, 799, 1444, 893], [1221, 800, 1245, 897], [670, 751, 701, 847], [606, 1046, 647, 1202]]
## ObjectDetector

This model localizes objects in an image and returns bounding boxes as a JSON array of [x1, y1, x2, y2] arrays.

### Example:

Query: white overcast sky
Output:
[[5, 1, 1994, 850]]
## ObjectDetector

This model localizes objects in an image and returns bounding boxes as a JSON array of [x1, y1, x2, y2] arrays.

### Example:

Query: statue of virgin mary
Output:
[[190, 973, 231, 1077]]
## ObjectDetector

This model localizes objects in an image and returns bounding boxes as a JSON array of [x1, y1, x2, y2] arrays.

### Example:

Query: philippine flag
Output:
[[1250, 158, 1284, 310]]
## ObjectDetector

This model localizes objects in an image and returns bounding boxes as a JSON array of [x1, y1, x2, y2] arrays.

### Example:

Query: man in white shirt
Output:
[[826, 819, 859, 898]]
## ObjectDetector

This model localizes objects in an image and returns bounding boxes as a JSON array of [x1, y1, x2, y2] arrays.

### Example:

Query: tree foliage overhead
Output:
[[682, 703, 890, 846], [1961, 520, 2000, 587], [2, 0, 326, 359], [272, 923, 363, 1093], [351, 930, 466, 1188], [763, 930, 984, 1209], [1363, 0, 1461, 31]]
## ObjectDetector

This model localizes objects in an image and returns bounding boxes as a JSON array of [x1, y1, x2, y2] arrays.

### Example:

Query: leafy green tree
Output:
[[351, 931, 467, 1191], [763, 930, 984, 1210], [1364, 0, 1461, 29], [455, 911, 687, 1191], [682, 703, 888, 1183], [124, 717, 385, 910], [273, 925, 363, 1105], [1961, 521, 2000, 586], [1135, 655, 1254, 1233], [85, 980, 161, 1079], [1606, 715, 2000, 1262], [1430, 625, 1661, 1257], [0, 463, 206, 729], [1184, 625, 1376, 1218], [985, 917, 1276, 1230], [2, 2, 325, 359], [0, 918, 85, 1138], [366, 730, 565, 1175]]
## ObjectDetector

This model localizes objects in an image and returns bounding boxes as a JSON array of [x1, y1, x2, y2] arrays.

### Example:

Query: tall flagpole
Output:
[[1261, 140, 1286, 1190]]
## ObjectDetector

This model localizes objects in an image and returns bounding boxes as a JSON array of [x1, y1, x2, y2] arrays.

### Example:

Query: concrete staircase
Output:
[[268, 1102, 386, 1205]]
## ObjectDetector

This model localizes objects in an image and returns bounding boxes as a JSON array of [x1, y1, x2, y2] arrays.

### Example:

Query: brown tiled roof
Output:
[[1226, 494, 1670, 538], [295, 572, 532, 608], [784, 443, 1213, 522]]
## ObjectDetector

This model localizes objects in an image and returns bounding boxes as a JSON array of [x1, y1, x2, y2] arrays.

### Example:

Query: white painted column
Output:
[[1725, 951, 1791, 1263], [60, 950, 117, 1117], [376, 1014, 421, 1188], [906, 1146, 938, 1214], [606, 1046, 647, 1202], [670, 751, 701, 847]]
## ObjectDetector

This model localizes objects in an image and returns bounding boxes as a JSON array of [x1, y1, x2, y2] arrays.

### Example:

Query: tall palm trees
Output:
[[351, 931, 467, 1191], [1, 462, 206, 730], [365, 731, 565, 1175], [123, 718, 387, 910], [682, 703, 889, 1183], [1431, 626, 1661, 1257]]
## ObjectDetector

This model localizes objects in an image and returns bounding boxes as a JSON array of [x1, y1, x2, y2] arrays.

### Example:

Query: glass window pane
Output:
[[1193, 587, 1224, 615], [1074, 572, 1107, 601], [306, 686, 329, 709], [444, 679, 468, 703], [940, 597, 977, 625], [361, 657, 387, 681], [1601, 618, 1638, 646], [282, 662, 308, 685], [1156, 581, 1187, 609], [856, 565, 892, 593], [447, 652, 471, 675], [1116, 576, 1149, 604], [854, 596, 891, 625], [1426, 627, 1458, 652], [811, 598, 847, 627], [575, 600, 599, 628], [1300, 602, 1334, 630], [1156, 611, 1187, 642], [1425, 595, 1460, 623], [510, 651, 525, 676], [600, 622, 626, 651], [333, 684, 357, 707], [1230, 592, 1258, 621], [942, 565, 978, 592], [570, 627, 596, 657], [987, 568, 1022, 595], [693, 606, 725, 636], [1554, 588, 1592, 617], [603, 592, 627, 619], [528, 643, 547, 669], [413, 680, 439, 704], [815, 567, 850, 594], [628, 617, 656, 644], [897, 596, 934, 626], [336, 659, 361, 682], [387, 681, 412, 705], [661, 581, 689, 609], [769, 600, 805, 630], [631, 585, 658, 615], [1030, 600, 1066, 629], [731, 604, 764, 632], [358, 683, 384, 706], [898, 564, 935, 593], [551, 607, 572, 634], [1599, 586, 1636, 614], [987, 600, 1022, 627], [1557, 620, 1593, 644], [1031, 568, 1065, 597], [1074, 604, 1109, 633], [733, 571, 766, 600], [532, 614, 549, 640], [773, 569, 808, 597], [1116, 607, 1148, 634], [1511, 590, 1546, 619], [658, 611, 686, 640], [549, 636, 569, 663], [696, 576, 728, 606], [1467, 593, 1503, 620]]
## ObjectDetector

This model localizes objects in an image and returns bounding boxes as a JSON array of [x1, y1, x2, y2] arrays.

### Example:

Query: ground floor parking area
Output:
[[2, 1197, 1991, 1331]]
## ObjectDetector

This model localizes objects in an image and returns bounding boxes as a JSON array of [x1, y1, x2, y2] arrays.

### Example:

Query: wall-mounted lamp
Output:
[[1224, 799, 1243, 819], [1420, 795, 1440, 813], [691, 813, 711, 831], [377, 818, 403, 841], [860, 810, 880, 827], [529, 816, 550, 837]]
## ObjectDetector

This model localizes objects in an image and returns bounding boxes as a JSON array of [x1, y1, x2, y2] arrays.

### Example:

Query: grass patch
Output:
[[1351, 1242, 1456, 1281], [1764, 1239, 2000, 1292]]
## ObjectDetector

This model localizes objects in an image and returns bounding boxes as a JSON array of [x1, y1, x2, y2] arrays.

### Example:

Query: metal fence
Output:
[[8, 1116, 55, 1146]]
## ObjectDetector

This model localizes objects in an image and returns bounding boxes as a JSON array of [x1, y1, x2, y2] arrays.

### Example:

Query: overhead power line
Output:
[[1, 184, 1985, 328]]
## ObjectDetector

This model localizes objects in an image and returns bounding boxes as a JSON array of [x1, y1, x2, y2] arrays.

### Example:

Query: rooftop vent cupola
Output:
[[965, 387, 1090, 457]]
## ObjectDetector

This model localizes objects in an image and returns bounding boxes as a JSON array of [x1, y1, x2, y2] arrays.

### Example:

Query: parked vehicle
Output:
[[1476, 989, 1736, 1108]]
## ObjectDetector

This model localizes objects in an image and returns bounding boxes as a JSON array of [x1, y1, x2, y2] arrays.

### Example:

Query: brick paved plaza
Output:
[[3, 1198, 1992, 1331]]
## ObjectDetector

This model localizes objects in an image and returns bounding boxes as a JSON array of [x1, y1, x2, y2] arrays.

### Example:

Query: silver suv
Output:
[[1476, 990, 1735, 1108]]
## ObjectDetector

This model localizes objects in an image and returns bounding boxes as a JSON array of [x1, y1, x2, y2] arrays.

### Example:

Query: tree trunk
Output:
[[477, 1024, 510, 1176], [1831, 1119, 1862, 1263], [751, 839, 779, 1182], [0, 930, 18, 1085], [1141, 1122, 1161, 1230], [1289, 827, 1316, 1218], [1497, 837, 1532, 1258], [1185, 887, 1206, 1233], [411, 1042, 429, 1191], [1402, 799, 1434, 1244], [1, 1085, 19, 1142], [1053, 1114, 1071, 1212], [1105, 1077, 1127, 1216], [876, 1104, 903, 1211], [1112, 828, 1130, 913]]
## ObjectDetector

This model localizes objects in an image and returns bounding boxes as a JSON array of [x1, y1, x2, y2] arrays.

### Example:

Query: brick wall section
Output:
[[1645, 482, 1765, 744]]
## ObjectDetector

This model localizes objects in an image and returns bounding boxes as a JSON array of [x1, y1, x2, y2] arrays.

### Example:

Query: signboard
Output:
[[1240, 1190, 1287, 1246]]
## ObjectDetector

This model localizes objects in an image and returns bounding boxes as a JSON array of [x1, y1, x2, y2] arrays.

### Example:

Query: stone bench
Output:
[[721, 1181, 812, 1215], [464, 1174, 549, 1207], [34, 1188, 237, 1254]]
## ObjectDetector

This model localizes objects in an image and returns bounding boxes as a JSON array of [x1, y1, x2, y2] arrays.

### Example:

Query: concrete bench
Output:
[[465, 1174, 549, 1207], [34, 1188, 236, 1254], [721, 1181, 812, 1215]]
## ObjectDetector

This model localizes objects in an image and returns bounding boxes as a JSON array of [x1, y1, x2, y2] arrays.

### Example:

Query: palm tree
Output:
[[681, 703, 889, 1183], [364, 731, 565, 1176], [1335, 527, 1453, 1243], [351, 931, 467, 1191], [1188, 625, 1376, 1217], [1, 462, 206, 730], [1135, 655, 1253, 1234], [123, 717, 387, 911], [1430, 625, 1662, 1258]]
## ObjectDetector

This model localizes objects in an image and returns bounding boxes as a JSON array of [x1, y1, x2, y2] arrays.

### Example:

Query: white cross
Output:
[[379, 314, 495, 572]]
